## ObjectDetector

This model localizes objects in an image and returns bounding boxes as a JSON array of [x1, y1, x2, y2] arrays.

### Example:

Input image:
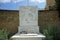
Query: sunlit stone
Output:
[[11, 6, 45, 40]]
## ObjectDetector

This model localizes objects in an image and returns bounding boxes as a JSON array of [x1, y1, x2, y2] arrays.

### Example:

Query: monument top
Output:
[[20, 6, 38, 26]]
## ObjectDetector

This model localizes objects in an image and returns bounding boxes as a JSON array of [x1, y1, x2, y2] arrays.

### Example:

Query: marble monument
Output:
[[11, 6, 45, 40]]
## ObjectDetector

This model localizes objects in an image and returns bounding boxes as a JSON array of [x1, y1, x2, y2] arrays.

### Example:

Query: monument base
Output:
[[18, 26, 39, 34], [11, 33, 45, 40]]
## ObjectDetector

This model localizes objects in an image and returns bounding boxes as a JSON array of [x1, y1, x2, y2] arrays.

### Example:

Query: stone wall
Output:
[[38, 10, 60, 31], [0, 10, 60, 34], [0, 10, 19, 34]]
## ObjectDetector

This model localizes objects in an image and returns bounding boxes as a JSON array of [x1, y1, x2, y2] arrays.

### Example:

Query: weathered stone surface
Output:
[[19, 6, 39, 33], [19, 26, 39, 33], [19, 6, 38, 26]]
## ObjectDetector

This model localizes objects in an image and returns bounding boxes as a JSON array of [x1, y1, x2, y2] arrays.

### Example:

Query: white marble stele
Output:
[[11, 6, 45, 40]]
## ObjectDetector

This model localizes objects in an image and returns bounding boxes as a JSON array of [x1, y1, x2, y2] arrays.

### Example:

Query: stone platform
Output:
[[11, 33, 45, 40]]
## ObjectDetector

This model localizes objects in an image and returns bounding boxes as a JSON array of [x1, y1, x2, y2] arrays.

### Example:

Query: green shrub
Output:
[[42, 25, 60, 40], [0, 29, 12, 40]]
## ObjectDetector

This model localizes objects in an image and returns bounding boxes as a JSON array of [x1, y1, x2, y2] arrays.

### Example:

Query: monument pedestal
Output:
[[11, 6, 45, 40], [18, 26, 39, 33]]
